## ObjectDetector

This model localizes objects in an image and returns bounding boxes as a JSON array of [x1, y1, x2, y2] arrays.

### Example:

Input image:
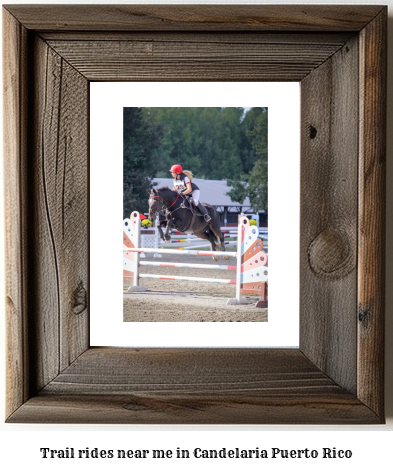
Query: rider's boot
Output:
[[197, 203, 211, 222]]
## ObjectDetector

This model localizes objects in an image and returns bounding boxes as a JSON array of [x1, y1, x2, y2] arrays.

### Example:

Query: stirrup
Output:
[[204, 214, 211, 222]]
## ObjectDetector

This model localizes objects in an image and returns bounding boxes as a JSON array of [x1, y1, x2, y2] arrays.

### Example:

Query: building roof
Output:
[[150, 177, 258, 212]]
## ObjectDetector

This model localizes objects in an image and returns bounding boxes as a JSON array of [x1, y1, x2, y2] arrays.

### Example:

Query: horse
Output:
[[148, 187, 229, 261]]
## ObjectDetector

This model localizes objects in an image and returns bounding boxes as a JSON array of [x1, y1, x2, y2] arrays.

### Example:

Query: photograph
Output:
[[123, 107, 268, 322], [2, 2, 388, 432]]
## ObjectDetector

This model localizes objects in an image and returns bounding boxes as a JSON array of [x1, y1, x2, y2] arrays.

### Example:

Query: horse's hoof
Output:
[[223, 255, 230, 260], [164, 237, 171, 243], [212, 255, 219, 262]]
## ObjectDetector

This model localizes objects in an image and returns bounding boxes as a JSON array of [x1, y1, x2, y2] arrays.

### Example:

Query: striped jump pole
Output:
[[123, 211, 268, 307], [163, 241, 236, 251], [139, 274, 236, 284], [140, 261, 237, 270], [125, 247, 237, 257]]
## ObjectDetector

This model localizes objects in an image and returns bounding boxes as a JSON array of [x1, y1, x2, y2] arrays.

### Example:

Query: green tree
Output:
[[247, 108, 268, 162], [212, 107, 244, 179], [239, 107, 267, 174], [144, 107, 244, 180], [123, 107, 164, 216], [227, 108, 268, 211]]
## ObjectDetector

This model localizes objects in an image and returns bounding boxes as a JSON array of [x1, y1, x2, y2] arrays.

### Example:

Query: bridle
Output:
[[149, 191, 182, 218]]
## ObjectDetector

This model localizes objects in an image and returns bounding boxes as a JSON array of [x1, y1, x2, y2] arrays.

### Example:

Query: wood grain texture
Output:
[[7, 348, 379, 424], [3, 5, 384, 31], [3, 5, 386, 424], [46, 37, 348, 82], [357, 9, 387, 417], [29, 36, 89, 389], [40, 31, 354, 44], [9, 392, 379, 425], [3, 9, 29, 418], [300, 36, 359, 394]]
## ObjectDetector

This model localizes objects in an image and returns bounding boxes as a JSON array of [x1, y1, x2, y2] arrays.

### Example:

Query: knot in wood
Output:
[[309, 125, 317, 139], [358, 307, 370, 326], [308, 228, 355, 279], [72, 281, 87, 315]]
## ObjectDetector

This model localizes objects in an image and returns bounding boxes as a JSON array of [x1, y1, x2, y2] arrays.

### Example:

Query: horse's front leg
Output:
[[158, 226, 167, 242], [164, 219, 182, 242], [163, 220, 175, 242], [157, 221, 168, 242], [162, 222, 172, 243]]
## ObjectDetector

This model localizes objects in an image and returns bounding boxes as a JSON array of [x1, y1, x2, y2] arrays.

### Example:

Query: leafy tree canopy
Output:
[[123, 107, 268, 215], [144, 107, 266, 180], [226, 109, 268, 212], [123, 107, 164, 216]]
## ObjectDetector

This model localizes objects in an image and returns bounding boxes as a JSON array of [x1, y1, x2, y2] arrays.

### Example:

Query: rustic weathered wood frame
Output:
[[3, 5, 386, 424]]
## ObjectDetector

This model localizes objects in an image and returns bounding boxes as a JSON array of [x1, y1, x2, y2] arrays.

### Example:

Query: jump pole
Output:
[[124, 211, 268, 307], [126, 248, 236, 257], [159, 241, 236, 251], [139, 274, 236, 284], [139, 261, 237, 270]]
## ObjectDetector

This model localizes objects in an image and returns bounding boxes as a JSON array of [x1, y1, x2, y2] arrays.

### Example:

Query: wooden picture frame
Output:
[[3, 5, 386, 424]]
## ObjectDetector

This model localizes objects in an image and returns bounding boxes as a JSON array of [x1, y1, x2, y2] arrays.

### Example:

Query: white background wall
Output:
[[1, 0, 392, 472]]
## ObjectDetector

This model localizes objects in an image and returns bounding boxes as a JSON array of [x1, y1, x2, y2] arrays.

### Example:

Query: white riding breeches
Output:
[[191, 189, 200, 205]]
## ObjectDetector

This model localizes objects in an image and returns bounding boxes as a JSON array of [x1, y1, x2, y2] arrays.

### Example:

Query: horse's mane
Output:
[[156, 186, 174, 193]]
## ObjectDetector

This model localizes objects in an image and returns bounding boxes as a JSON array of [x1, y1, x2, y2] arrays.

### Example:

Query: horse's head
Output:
[[148, 188, 161, 221]]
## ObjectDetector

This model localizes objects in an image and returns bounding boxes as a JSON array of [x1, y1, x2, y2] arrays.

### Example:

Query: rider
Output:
[[169, 164, 211, 222]]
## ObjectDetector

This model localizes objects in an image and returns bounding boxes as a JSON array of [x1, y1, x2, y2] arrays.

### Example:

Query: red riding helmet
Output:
[[169, 164, 183, 173]]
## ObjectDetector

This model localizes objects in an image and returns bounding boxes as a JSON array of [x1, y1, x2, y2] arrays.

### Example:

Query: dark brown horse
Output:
[[148, 187, 229, 261]]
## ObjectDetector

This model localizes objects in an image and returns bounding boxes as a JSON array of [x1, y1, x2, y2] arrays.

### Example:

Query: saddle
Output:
[[158, 195, 201, 222], [180, 195, 203, 217], [158, 196, 204, 234]]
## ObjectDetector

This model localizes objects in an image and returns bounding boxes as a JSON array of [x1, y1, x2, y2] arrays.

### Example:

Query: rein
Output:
[[150, 190, 202, 234], [168, 193, 180, 209], [150, 191, 182, 216]]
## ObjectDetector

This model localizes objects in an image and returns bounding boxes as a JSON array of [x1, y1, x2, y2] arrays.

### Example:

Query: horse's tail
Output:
[[204, 204, 221, 228], [206, 227, 221, 251], [203, 205, 223, 246]]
